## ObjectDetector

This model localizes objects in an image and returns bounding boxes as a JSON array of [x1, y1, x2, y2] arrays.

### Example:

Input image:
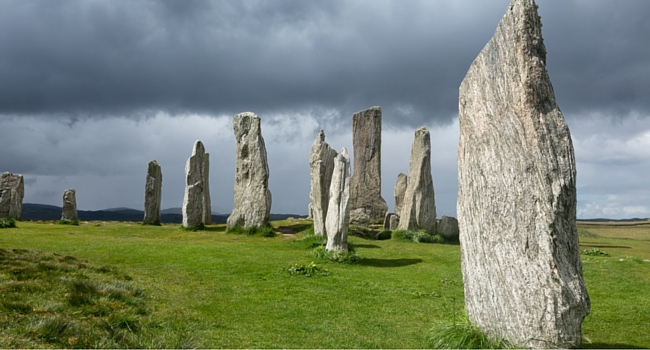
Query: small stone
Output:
[[326, 148, 351, 251], [202, 153, 212, 225], [438, 216, 459, 241], [394, 173, 407, 215], [383, 212, 398, 230], [61, 189, 78, 222], [308, 130, 338, 236], [182, 141, 206, 228], [349, 106, 388, 224], [143, 160, 162, 224], [398, 127, 437, 234], [389, 215, 400, 231], [0, 172, 24, 219], [227, 112, 272, 229]]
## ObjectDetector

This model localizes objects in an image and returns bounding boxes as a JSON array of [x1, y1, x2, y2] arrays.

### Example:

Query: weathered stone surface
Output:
[[182, 141, 206, 228], [61, 189, 78, 222], [326, 148, 351, 251], [143, 160, 162, 224], [202, 154, 212, 225], [394, 173, 407, 215], [309, 130, 338, 236], [437, 216, 459, 241], [0, 172, 24, 219], [389, 215, 399, 231], [227, 112, 272, 229], [349, 208, 369, 227], [398, 127, 436, 234], [457, 0, 589, 347], [349, 106, 388, 224], [383, 212, 398, 230]]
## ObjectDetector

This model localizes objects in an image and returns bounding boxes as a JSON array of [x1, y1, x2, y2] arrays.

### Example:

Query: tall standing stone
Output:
[[457, 0, 589, 347], [143, 160, 163, 224], [0, 172, 24, 219], [437, 216, 459, 242], [202, 154, 212, 225], [182, 141, 206, 228], [398, 127, 436, 234], [309, 130, 338, 236], [227, 112, 272, 229], [61, 189, 78, 222], [394, 173, 407, 215], [349, 106, 388, 224], [325, 148, 351, 252]]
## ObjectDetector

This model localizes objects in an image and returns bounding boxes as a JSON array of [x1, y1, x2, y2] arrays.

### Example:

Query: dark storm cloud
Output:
[[0, 0, 493, 127], [4, 0, 648, 127]]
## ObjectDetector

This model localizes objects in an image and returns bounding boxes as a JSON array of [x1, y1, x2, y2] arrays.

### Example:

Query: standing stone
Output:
[[309, 130, 338, 236], [325, 148, 351, 251], [0, 172, 24, 219], [349, 106, 388, 224], [457, 0, 589, 347], [389, 215, 399, 231], [394, 173, 407, 215], [182, 141, 206, 228], [398, 127, 436, 234], [227, 112, 272, 229], [61, 189, 78, 222], [202, 154, 212, 225], [437, 216, 459, 241], [383, 212, 398, 230], [143, 160, 162, 224]]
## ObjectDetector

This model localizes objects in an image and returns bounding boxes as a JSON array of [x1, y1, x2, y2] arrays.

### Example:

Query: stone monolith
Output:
[[457, 0, 589, 347], [437, 216, 459, 241], [325, 148, 351, 251], [182, 141, 206, 228], [394, 173, 407, 215], [398, 127, 436, 234], [61, 189, 78, 222], [0, 172, 24, 219], [309, 130, 338, 236], [202, 154, 212, 225], [227, 112, 272, 229], [383, 212, 398, 230], [143, 160, 162, 224], [349, 106, 388, 224]]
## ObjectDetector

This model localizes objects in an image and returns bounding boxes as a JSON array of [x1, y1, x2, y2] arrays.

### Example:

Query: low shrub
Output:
[[312, 246, 361, 264], [57, 219, 79, 225], [581, 247, 609, 256], [392, 230, 444, 244], [0, 216, 17, 228], [376, 230, 392, 240], [428, 316, 512, 349], [226, 224, 275, 237], [284, 262, 330, 277]]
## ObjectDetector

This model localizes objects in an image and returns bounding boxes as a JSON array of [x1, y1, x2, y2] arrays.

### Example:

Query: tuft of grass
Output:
[[578, 229, 599, 238], [581, 247, 610, 256], [57, 219, 79, 225], [392, 230, 445, 243], [142, 221, 162, 226], [181, 223, 206, 231], [292, 233, 327, 249], [0, 248, 198, 349], [226, 224, 275, 237], [284, 261, 330, 277], [0, 216, 17, 228], [428, 316, 512, 349], [312, 246, 361, 264]]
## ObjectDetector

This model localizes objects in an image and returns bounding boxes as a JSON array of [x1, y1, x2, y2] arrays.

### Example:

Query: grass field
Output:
[[1, 219, 649, 348]]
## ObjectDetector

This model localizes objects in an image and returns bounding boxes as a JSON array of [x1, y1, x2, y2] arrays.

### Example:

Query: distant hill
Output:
[[21, 203, 305, 223], [578, 218, 649, 222]]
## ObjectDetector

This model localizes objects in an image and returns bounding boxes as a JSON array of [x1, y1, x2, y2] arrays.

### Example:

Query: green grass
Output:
[[392, 229, 445, 243], [225, 223, 275, 237], [0, 217, 17, 229], [427, 315, 512, 349], [0, 220, 648, 348], [57, 219, 79, 226]]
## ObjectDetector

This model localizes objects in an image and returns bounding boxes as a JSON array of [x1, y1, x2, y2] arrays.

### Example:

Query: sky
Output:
[[1, 0, 649, 219]]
